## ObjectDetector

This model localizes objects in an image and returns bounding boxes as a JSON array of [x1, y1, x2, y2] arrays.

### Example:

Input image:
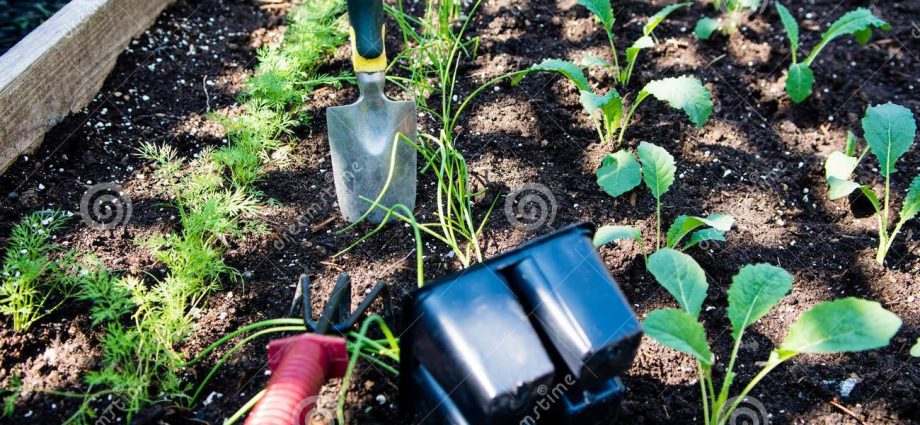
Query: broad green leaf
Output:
[[684, 228, 726, 250], [597, 150, 642, 197], [859, 186, 882, 213], [515, 59, 590, 91], [580, 54, 610, 68], [825, 152, 859, 180], [637, 142, 676, 201], [862, 102, 917, 178], [622, 36, 655, 82], [647, 248, 708, 317], [628, 35, 655, 51], [579, 89, 623, 134], [644, 308, 713, 366], [785, 63, 814, 103], [644, 2, 690, 36], [579, 0, 614, 32], [641, 76, 713, 128], [727, 264, 793, 340], [911, 338, 920, 357], [819, 8, 889, 50], [827, 177, 862, 200], [825, 152, 861, 199], [625, 36, 655, 68], [694, 17, 721, 40], [665, 213, 734, 249], [775, 3, 799, 59], [898, 175, 920, 221], [738, 0, 760, 9], [854, 27, 873, 45], [593, 225, 642, 247], [845, 131, 859, 156], [779, 298, 901, 356], [579, 89, 619, 114]]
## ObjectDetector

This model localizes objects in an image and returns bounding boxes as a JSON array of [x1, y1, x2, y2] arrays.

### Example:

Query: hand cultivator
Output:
[[245, 274, 389, 425]]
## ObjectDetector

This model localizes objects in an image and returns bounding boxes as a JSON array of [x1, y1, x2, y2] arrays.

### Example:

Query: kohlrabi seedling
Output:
[[515, 61, 712, 145], [643, 249, 902, 425], [593, 142, 733, 252], [695, 0, 762, 40], [824, 102, 918, 264], [578, 0, 690, 85], [775, 4, 889, 103], [513, 2, 711, 146], [595, 212, 734, 260]]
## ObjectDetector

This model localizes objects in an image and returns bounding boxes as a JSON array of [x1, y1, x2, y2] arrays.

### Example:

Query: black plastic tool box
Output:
[[400, 223, 643, 424]]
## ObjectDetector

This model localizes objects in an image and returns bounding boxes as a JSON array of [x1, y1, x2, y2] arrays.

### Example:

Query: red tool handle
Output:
[[245, 334, 348, 425]]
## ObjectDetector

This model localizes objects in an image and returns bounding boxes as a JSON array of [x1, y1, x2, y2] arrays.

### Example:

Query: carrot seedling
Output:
[[74, 257, 137, 326], [644, 249, 901, 425], [1, 374, 21, 418], [775, 4, 889, 103], [0, 211, 79, 332], [824, 102, 918, 264]]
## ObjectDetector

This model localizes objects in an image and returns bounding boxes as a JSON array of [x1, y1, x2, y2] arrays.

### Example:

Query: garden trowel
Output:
[[327, 0, 417, 224]]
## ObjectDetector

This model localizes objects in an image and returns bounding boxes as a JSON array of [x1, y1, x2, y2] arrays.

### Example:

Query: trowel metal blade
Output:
[[326, 72, 417, 224]]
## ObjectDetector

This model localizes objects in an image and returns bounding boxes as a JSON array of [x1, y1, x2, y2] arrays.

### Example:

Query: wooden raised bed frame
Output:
[[0, 0, 174, 174]]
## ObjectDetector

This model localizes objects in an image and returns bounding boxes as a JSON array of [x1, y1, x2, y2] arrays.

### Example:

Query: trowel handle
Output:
[[346, 0, 386, 73]]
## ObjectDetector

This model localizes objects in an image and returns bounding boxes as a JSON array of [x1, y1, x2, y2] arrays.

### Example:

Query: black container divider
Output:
[[400, 223, 643, 425]]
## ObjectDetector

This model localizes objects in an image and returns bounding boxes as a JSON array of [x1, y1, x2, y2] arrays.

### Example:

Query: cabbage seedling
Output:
[[695, 0, 762, 40], [775, 4, 889, 103], [593, 142, 731, 251], [824, 102, 918, 264], [643, 249, 902, 425], [514, 61, 712, 145], [513, 2, 711, 145], [594, 213, 734, 261], [579, 0, 690, 85]]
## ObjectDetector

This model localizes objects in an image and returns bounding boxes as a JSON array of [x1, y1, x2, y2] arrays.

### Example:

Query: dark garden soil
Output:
[[1, 0, 919, 424]]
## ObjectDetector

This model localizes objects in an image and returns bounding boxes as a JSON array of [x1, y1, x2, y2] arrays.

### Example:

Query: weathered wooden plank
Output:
[[0, 0, 174, 174]]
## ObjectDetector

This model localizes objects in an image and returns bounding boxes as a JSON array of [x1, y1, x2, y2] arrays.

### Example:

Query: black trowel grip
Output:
[[346, 0, 385, 65]]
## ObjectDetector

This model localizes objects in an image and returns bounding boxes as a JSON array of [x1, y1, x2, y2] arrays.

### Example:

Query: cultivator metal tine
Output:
[[315, 274, 351, 334], [330, 280, 390, 334], [289, 273, 390, 335]]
